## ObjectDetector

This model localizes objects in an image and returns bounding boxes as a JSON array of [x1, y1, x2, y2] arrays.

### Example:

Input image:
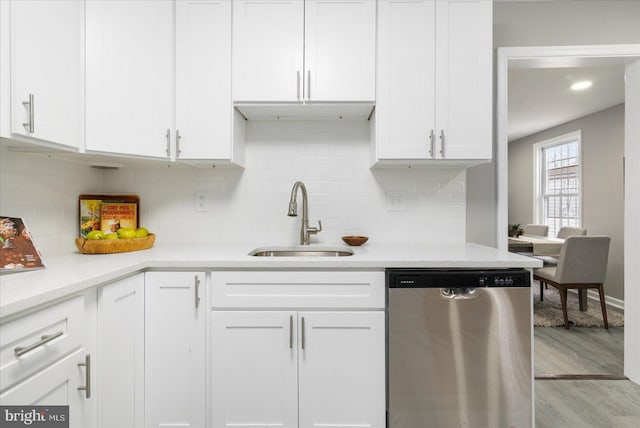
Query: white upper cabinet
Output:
[[304, 0, 376, 102], [175, 0, 238, 161], [232, 0, 375, 104], [85, 0, 173, 158], [86, 0, 242, 164], [374, 0, 492, 164], [9, 0, 83, 150], [233, 0, 303, 102], [436, 0, 492, 160]]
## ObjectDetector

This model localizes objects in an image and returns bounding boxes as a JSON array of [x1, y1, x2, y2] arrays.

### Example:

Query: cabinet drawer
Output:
[[0, 295, 84, 392], [211, 271, 384, 309]]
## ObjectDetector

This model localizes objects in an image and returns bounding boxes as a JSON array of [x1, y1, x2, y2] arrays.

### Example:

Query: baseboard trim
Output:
[[535, 374, 628, 381]]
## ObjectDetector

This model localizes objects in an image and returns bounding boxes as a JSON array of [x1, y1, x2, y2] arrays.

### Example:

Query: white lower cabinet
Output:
[[97, 274, 145, 428], [0, 292, 96, 428], [97, 271, 205, 428], [0, 349, 93, 426], [211, 271, 386, 428], [211, 311, 299, 427], [145, 272, 206, 428], [212, 310, 385, 428], [298, 311, 385, 428]]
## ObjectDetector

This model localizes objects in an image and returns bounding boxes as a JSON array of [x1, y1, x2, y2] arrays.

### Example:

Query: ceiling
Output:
[[507, 57, 627, 142]]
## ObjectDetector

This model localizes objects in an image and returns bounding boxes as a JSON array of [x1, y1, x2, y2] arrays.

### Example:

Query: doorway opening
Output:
[[496, 45, 640, 384]]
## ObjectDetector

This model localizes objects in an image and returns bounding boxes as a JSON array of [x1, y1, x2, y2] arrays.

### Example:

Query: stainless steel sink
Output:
[[249, 246, 354, 257]]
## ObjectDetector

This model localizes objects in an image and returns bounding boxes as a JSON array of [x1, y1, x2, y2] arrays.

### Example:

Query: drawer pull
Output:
[[289, 315, 293, 349], [301, 316, 306, 350], [14, 331, 64, 357], [77, 354, 91, 399]]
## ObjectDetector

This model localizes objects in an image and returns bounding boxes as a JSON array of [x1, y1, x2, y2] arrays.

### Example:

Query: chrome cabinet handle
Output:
[[439, 129, 445, 157], [22, 93, 34, 133], [306, 70, 311, 100], [289, 315, 293, 349], [14, 331, 64, 357], [176, 129, 182, 158], [194, 275, 201, 309], [428, 129, 435, 158], [297, 71, 301, 101], [77, 354, 91, 399], [301, 316, 306, 350], [165, 128, 171, 157]]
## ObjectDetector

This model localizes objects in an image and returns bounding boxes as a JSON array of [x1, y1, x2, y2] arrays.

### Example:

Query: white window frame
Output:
[[532, 130, 583, 237]]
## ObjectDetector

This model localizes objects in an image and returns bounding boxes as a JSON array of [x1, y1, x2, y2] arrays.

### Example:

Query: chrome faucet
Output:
[[287, 181, 322, 245]]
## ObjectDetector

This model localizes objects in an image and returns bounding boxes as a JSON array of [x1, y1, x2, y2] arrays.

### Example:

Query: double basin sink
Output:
[[249, 246, 354, 257]]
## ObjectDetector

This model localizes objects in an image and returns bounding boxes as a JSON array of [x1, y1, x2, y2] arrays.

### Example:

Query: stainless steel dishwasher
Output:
[[386, 269, 532, 428]]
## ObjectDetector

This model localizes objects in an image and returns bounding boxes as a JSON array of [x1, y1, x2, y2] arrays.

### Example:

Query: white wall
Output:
[[494, 1, 640, 48], [0, 146, 104, 255], [508, 104, 625, 301], [1, 121, 467, 253]]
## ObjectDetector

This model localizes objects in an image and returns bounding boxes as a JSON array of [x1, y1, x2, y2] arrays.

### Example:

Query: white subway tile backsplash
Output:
[[1, 120, 469, 253]]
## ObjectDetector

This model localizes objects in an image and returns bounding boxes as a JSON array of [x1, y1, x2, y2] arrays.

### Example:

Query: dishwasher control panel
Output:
[[387, 269, 531, 288]]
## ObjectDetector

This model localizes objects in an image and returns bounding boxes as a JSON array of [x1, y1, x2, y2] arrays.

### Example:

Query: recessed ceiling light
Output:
[[571, 80, 592, 91]]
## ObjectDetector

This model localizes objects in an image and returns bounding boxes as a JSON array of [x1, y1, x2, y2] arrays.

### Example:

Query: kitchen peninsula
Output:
[[1, 242, 538, 428], [1, 241, 540, 318]]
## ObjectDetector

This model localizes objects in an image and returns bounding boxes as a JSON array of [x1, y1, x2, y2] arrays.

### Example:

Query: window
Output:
[[534, 131, 582, 238]]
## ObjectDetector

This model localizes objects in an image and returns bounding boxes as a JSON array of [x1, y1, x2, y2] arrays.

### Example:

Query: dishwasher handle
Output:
[[440, 287, 479, 299]]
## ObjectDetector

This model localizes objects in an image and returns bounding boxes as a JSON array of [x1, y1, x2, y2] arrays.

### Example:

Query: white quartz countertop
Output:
[[0, 241, 540, 318]]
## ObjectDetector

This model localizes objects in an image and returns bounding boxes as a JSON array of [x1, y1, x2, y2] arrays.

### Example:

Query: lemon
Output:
[[86, 230, 105, 240], [135, 227, 149, 238], [117, 228, 136, 239], [105, 233, 119, 240]]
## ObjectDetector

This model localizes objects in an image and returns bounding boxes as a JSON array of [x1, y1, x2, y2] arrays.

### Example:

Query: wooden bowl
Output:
[[75, 234, 156, 254], [341, 235, 369, 246]]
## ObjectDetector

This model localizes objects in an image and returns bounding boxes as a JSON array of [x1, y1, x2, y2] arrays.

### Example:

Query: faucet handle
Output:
[[308, 220, 322, 235]]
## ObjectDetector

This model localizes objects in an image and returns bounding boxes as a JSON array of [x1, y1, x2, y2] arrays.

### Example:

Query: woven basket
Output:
[[75, 234, 155, 254]]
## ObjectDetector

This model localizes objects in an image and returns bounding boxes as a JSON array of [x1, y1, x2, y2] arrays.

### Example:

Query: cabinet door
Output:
[[175, 0, 232, 160], [211, 311, 298, 428], [0, 350, 92, 428], [298, 311, 385, 428], [232, 0, 304, 102], [435, 0, 492, 159], [375, 0, 437, 160], [304, 0, 376, 102], [97, 274, 144, 428], [145, 272, 205, 428], [85, 0, 173, 158], [10, 0, 82, 149]]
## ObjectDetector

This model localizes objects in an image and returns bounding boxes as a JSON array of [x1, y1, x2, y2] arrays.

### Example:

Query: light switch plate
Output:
[[195, 191, 209, 212]]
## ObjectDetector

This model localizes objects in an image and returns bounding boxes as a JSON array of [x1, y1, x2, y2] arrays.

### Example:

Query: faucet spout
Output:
[[287, 181, 322, 245]]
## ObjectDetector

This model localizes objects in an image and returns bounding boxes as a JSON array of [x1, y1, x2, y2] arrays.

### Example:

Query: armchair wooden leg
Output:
[[597, 284, 609, 329], [559, 288, 570, 329], [540, 281, 544, 301]]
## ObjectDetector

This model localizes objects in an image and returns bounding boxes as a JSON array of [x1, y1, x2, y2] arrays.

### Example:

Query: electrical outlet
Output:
[[195, 191, 208, 212], [386, 191, 407, 212]]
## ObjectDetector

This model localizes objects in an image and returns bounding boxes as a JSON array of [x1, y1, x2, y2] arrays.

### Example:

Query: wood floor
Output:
[[534, 327, 640, 427], [535, 326, 624, 375]]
